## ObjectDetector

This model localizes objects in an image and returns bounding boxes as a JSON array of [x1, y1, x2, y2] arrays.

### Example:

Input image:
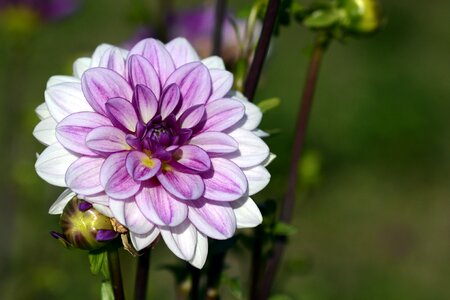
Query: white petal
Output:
[[243, 165, 271, 195], [35, 103, 50, 120], [46, 75, 79, 88], [92, 204, 114, 218], [90, 44, 114, 67], [33, 117, 57, 146], [188, 231, 208, 269], [252, 129, 270, 138], [231, 197, 262, 229], [227, 128, 270, 168], [48, 189, 75, 214], [263, 153, 276, 167], [35, 143, 78, 187], [232, 96, 263, 130], [45, 82, 93, 122], [130, 227, 160, 251], [84, 193, 109, 205], [202, 56, 225, 70], [160, 220, 197, 260], [109, 198, 126, 225], [73, 57, 91, 78]]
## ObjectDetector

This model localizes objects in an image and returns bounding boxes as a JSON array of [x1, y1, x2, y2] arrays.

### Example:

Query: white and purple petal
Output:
[[188, 199, 236, 240], [135, 185, 188, 226]]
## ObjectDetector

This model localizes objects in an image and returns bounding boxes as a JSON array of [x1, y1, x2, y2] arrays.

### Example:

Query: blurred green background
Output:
[[1, 0, 450, 299]]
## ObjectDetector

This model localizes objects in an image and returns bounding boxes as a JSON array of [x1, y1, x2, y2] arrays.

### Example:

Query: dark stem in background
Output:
[[108, 247, 126, 300], [155, 0, 172, 42], [243, 0, 280, 101], [249, 226, 263, 299], [257, 33, 330, 300], [205, 249, 227, 300], [212, 0, 227, 56], [134, 249, 151, 300], [189, 265, 201, 300]]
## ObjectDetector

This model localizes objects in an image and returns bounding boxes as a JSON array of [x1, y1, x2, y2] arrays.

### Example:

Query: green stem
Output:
[[108, 247, 126, 300], [257, 33, 330, 300]]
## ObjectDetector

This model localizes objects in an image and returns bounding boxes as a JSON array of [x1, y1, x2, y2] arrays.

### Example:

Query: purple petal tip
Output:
[[96, 229, 118, 242], [78, 201, 93, 212]]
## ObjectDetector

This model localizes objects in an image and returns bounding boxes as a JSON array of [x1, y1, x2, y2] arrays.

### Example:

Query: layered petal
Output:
[[243, 165, 271, 196], [208, 69, 233, 101], [189, 132, 238, 155], [174, 145, 211, 172], [33, 117, 57, 146], [165, 62, 212, 116], [201, 99, 245, 132], [105, 97, 138, 132], [65, 156, 105, 195], [227, 128, 269, 168], [81, 68, 133, 115], [165, 37, 200, 67], [202, 158, 247, 201], [126, 151, 161, 181], [128, 38, 175, 84], [45, 82, 92, 122], [231, 197, 262, 228], [100, 152, 141, 199], [188, 199, 236, 240], [133, 85, 158, 124], [160, 220, 197, 260], [135, 185, 188, 226], [56, 112, 112, 156], [189, 231, 208, 269], [35, 143, 77, 187], [128, 55, 161, 98], [130, 227, 160, 251], [85, 126, 131, 153], [157, 168, 204, 200], [49, 189, 75, 214], [159, 84, 181, 119]]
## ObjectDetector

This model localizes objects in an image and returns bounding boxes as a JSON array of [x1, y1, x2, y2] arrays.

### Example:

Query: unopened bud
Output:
[[51, 197, 118, 250]]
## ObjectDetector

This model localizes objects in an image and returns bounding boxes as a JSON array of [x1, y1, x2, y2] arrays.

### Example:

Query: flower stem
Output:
[[212, 0, 227, 56], [189, 265, 201, 300], [243, 0, 280, 101], [257, 32, 331, 300], [134, 249, 151, 300], [108, 247, 126, 300], [205, 249, 227, 300], [249, 225, 263, 300]]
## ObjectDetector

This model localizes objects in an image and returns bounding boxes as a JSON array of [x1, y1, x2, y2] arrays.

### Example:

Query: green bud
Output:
[[51, 197, 117, 250], [340, 0, 382, 35]]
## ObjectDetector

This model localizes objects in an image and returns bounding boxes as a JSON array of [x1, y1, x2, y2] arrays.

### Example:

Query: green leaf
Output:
[[303, 9, 342, 29], [89, 250, 109, 278], [101, 281, 114, 300], [257, 98, 281, 113], [273, 222, 298, 236]]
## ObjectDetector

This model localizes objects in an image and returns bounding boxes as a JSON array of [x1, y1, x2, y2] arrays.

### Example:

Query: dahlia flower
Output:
[[34, 37, 272, 268]]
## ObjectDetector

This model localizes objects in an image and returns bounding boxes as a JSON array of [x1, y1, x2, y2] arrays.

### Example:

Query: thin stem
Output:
[[249, 226, 263, 300], [134, 249, 151, 300], [189, 265, 201, 300], [205, 250, 227, 300], [212, 0, 227, 56], [243, 0, 280, 101], [155, 0, 172, 42], [257, 33, 330, 300], [108, 247, 126, 300]]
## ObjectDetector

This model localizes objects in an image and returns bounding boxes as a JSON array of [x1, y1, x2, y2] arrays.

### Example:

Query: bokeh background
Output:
[[1, 0, 450, 299]]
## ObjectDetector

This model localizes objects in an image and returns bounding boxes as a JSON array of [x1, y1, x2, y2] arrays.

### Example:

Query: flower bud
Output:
[[340, 0, 382, 35], [51, 197, 118, 250]]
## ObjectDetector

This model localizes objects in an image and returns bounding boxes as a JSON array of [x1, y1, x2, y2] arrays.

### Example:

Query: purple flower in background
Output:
[[34, 38, 272, 268], [127, 6, 261, 64], [0, 0, 79, 21]]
